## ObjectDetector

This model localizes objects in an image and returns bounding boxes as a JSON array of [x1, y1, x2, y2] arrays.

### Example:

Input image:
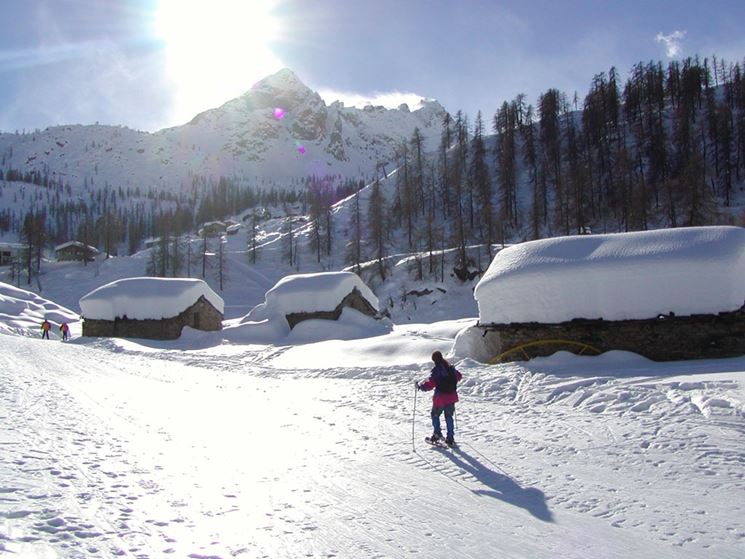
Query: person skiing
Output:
[[59, 322, 70, 341], [41, 319, 51, 340], [417, 350, 463, 447]]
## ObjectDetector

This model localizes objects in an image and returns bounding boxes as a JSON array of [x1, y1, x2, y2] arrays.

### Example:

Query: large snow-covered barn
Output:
[[80, 277, 224, 340], [458, 226, 745, 362]]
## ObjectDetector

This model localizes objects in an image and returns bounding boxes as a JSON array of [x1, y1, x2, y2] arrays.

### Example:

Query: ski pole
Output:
[[412, 383, 418, 452]]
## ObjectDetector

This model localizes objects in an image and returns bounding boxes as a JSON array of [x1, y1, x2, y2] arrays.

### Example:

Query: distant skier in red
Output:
[[41, 319, 51, 340], [417, 350, 463, 447], [59, 322, 70, 341]]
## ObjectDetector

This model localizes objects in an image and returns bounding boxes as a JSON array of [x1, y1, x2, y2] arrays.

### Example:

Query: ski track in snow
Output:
[[1, 336, 745, 558]]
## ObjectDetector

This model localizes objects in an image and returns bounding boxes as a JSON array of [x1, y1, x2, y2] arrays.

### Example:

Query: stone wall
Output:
[[481, 309, 745, 362], [285, 287, 378, 329], [83, 296, 222, 340]]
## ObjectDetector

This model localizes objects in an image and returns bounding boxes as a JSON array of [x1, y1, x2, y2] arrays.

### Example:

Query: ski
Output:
[[425, 436, 454, 449]]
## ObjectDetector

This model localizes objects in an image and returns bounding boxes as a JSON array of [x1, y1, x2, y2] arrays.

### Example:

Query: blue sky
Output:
[[1, 0, 744, 133]]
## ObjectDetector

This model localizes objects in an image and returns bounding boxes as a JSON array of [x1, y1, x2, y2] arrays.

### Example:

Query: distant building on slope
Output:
[[0, 242, 24, 266], [55, 241, 100, 262], [80, 277, 224, 340], [458, 226, 745, 363], [198, 221, 227, 238]]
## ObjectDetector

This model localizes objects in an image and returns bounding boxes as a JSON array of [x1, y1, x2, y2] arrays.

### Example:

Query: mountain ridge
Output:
[[0, 68, 447, 195]]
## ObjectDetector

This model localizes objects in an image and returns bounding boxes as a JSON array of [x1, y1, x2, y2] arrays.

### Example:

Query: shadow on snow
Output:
[[447, 445, 553, 522]]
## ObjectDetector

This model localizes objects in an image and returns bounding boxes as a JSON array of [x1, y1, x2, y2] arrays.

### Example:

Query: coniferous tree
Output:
[[452, 111, 469, 270], [367, 179, 387, 280], [439, 113, 453, 220], [248, 214, 259, 264], [494, 102, 519, 232], [471, 111, 493, 258], [345, 190, 363, 274], [215, 235, 228, 290], [521, 104, 542, 239]]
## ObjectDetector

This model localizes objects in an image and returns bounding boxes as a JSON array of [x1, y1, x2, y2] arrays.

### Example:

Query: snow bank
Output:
[[79, 277, 224, 320], [0, 281, 79, 336], [475, 226, 745, 324], [243, 271, 378, 323]]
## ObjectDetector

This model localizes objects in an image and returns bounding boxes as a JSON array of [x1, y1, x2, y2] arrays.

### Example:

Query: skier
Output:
[[41, 319, 51, 340], [59, 322, 70, 341], [416, 350, 462, 447]]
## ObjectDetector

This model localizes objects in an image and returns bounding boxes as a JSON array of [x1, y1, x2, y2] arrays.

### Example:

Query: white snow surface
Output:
[[475, 226, 745, 324], [79, 277, 224, 320]]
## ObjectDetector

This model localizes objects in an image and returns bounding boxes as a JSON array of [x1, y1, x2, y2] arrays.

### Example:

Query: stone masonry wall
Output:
[[482, 310, 745, 362], [285, 287, 378, 329], [82, 296, 222, 340]]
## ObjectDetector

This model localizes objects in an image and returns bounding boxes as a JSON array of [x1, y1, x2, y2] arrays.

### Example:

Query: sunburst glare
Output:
[[155, 0, 283, 124]]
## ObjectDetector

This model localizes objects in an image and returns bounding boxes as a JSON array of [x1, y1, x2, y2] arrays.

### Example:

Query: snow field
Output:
[[2, 333, 744, 558]]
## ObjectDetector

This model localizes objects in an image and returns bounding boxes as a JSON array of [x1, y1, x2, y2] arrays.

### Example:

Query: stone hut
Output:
[[243, 271, 381, 331], [463, 226, 745, 363], [80, 277, 224, 340]]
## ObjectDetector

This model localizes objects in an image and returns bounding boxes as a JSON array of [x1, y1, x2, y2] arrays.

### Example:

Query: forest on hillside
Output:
[[382, 56, 745, 276]]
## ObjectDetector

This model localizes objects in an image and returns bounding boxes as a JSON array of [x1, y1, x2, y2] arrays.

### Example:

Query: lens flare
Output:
[[273, 107, 285, 120]]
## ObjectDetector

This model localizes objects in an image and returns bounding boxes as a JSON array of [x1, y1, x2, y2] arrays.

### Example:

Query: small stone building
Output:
[[243, 271, 382, 331], [468, 226, 745, 363], [80, 277, 224, 340]]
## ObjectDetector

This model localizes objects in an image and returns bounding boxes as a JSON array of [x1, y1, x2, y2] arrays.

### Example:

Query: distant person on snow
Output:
[[417, 350, 462, 446], [41, 319, 51, 340], [59, 322, 70, 341]]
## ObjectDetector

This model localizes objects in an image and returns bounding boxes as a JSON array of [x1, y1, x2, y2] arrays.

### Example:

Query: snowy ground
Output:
[[1, 226, 745, 557], [2, 323, 744, 558]]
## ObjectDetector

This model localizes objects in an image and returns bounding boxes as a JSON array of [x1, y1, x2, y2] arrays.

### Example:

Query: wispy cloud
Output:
[[317, 89, 432, 111], [655, 30, 687, 58]]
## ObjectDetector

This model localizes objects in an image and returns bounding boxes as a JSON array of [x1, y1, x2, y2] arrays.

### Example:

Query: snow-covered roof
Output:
[[244, 271, 378, 324], [475, 226, 745, 324], [55, 240, 100, 253], [79, 277, 224, 321]]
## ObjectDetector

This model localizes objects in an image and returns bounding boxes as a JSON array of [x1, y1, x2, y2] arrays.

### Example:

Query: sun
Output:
[[154, 0, 283, 123]]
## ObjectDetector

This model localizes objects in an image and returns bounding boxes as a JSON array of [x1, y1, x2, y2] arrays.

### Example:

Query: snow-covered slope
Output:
[[0, 69, 446, 194]]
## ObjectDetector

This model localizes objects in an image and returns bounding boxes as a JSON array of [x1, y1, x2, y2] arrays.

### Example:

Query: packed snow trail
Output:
[[2, 335, 744, 558]]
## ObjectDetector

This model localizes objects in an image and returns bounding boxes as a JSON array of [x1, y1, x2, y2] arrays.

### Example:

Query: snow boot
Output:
[[445, 436, 455, 447], [425, 433, 443, 445]]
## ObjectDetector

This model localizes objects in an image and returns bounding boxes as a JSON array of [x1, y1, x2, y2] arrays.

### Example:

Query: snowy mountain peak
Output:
[[0, 68, 447, 200], [251, 68, 309, 95]]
